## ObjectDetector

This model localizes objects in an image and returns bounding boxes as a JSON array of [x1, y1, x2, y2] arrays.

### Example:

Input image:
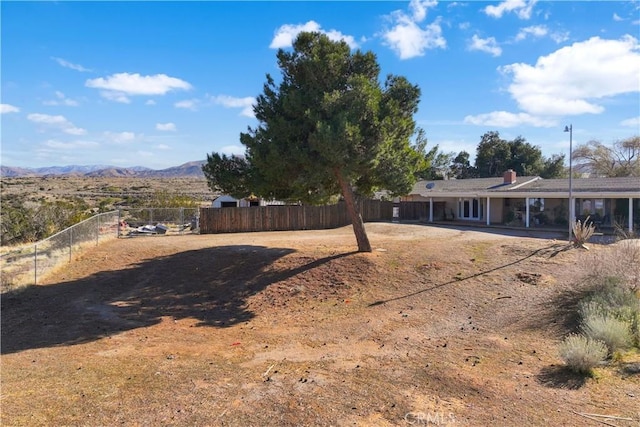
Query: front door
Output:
[[459, 198, 481, 220]]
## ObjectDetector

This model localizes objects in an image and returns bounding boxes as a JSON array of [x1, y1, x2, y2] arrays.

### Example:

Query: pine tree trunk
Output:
[[335, 169, 372, 252]]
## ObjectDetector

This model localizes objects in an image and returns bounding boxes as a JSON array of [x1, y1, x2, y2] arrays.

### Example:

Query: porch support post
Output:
[[525, 198, 530, 228], [429, 197, 433, 223], [629, 197, 634, 232], [486, 197, 490, 225]]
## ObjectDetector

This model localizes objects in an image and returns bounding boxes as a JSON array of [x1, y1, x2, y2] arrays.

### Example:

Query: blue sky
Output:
[[1, 0, 639, 169]]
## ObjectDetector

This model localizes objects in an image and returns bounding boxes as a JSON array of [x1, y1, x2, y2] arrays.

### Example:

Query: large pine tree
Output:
[[205, 32, 423, 252]]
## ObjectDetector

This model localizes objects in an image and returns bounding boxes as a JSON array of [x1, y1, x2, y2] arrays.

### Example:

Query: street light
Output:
[[564, 124, 573, 242]]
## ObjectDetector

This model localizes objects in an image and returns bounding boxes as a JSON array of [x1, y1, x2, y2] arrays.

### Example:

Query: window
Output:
[[529, 198, 544, 212], [594, 199, 604, 216]]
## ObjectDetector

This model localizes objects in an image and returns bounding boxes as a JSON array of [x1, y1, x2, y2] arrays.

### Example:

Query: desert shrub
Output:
[[572, 217, 595, 247], [578, 276, 640, 347], [0, 198, 92, 246], [582, 241, 640, 293], [613, 220, 638, 241], [97, 197, 121, 212], [581, 313, 633, 354], [0, 205, 36, 245], [146, 191, 200, 208], [558, 334, 608, 374], [580, 277, 639, 316]]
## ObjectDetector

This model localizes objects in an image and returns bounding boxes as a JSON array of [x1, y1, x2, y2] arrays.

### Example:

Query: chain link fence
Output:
[[1, 208, 201, 291], [1, 210, 120, 290], [118, 207, 200, 236]]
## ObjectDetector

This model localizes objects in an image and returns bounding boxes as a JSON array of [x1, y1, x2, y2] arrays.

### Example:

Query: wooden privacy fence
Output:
[[399, 201, 430, 221], [398, 201, 446, 221], [200, 200, 393, 234]]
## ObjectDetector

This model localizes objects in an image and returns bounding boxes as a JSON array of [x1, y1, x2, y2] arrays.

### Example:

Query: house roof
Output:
[[410, 176, 539, 196], [523, 177, 640, 193], [409, 176, 639, 198]]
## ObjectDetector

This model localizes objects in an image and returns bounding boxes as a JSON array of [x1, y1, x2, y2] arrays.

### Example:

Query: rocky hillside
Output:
[[1, 161, 206, 178]]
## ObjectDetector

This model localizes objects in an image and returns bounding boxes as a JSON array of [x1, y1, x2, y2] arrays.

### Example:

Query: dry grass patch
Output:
[[2, 224, 639, 426]]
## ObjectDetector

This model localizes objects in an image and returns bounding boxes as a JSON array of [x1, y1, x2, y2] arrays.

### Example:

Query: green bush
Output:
[[558, 334, 608, 374]]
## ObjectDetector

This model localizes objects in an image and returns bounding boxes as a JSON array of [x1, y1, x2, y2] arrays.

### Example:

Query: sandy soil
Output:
[[1, 223, 638, 426]]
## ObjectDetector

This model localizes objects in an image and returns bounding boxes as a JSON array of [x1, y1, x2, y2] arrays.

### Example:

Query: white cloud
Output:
[[434, 139, 477, 159], [86, 73, 192, 104], [468, 35, 502, 57], [27, 113, 87, 135], [463, 111, 556, 128], [174, 99, 199, 111], [620, 116, 640, 127], [1, 103, 20, 114], [156, 144, 171, 150], [219, 145, 245, 156], [43, 91, 79, 107], [381, 2, 446, 61], [549, 31, 570, 44], [156, 122, 177, 131], [484, 0, 537, 20], [409, 0, 438, 22], [210, 95, 256, 118], [146, 99, 156, 106], [63, 127, 87, 136], [500, 35, 640, 116], [270, 20, 359, 49], [173, 99, 200, 111], [514, 25, 567, 44], [613, 13, 624, 22], [515, 25, 548, 41], [43, 139, 99, 149], [51, 57, 92, 72], [103, 131, 137, 144], [100, 91, 131, 104], [27, 114, 67, 125], [458, 22, 470, 30]]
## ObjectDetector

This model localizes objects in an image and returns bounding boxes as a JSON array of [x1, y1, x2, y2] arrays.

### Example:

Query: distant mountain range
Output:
[[1, 161, 207, 178]]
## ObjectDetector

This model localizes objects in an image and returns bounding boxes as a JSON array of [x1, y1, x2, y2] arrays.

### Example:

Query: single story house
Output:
[[402, 170, 640, 232]]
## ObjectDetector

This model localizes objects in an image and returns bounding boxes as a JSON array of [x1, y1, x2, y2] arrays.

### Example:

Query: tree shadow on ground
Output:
[[618, 362, 640, 379], [1, 245, 356, 354], [523, 282, 601, 338], [367, 243, 566, 307], [536, 365, 588, 389]]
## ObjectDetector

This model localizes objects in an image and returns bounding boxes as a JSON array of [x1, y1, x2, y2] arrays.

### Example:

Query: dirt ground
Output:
[[1, 223, 638, 426]]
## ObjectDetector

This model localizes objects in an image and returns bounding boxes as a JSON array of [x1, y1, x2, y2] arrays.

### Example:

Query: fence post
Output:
[[117, 209, 121, 238], [97, 214, 100, 245], [34, 243, 38, 285], [69, 227, 73, 263], [180, 208, 184, 234], [150, 208, 153, 225]]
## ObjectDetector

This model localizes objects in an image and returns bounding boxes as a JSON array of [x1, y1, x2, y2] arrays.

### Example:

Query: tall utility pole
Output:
[[564, 125, 573, 242]]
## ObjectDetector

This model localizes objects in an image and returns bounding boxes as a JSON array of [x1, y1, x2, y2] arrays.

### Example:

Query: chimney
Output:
[[503, 169, 516, 184]]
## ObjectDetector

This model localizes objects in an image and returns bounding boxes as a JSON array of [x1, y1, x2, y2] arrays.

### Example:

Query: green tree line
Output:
[[418, 130, 566, 180]]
